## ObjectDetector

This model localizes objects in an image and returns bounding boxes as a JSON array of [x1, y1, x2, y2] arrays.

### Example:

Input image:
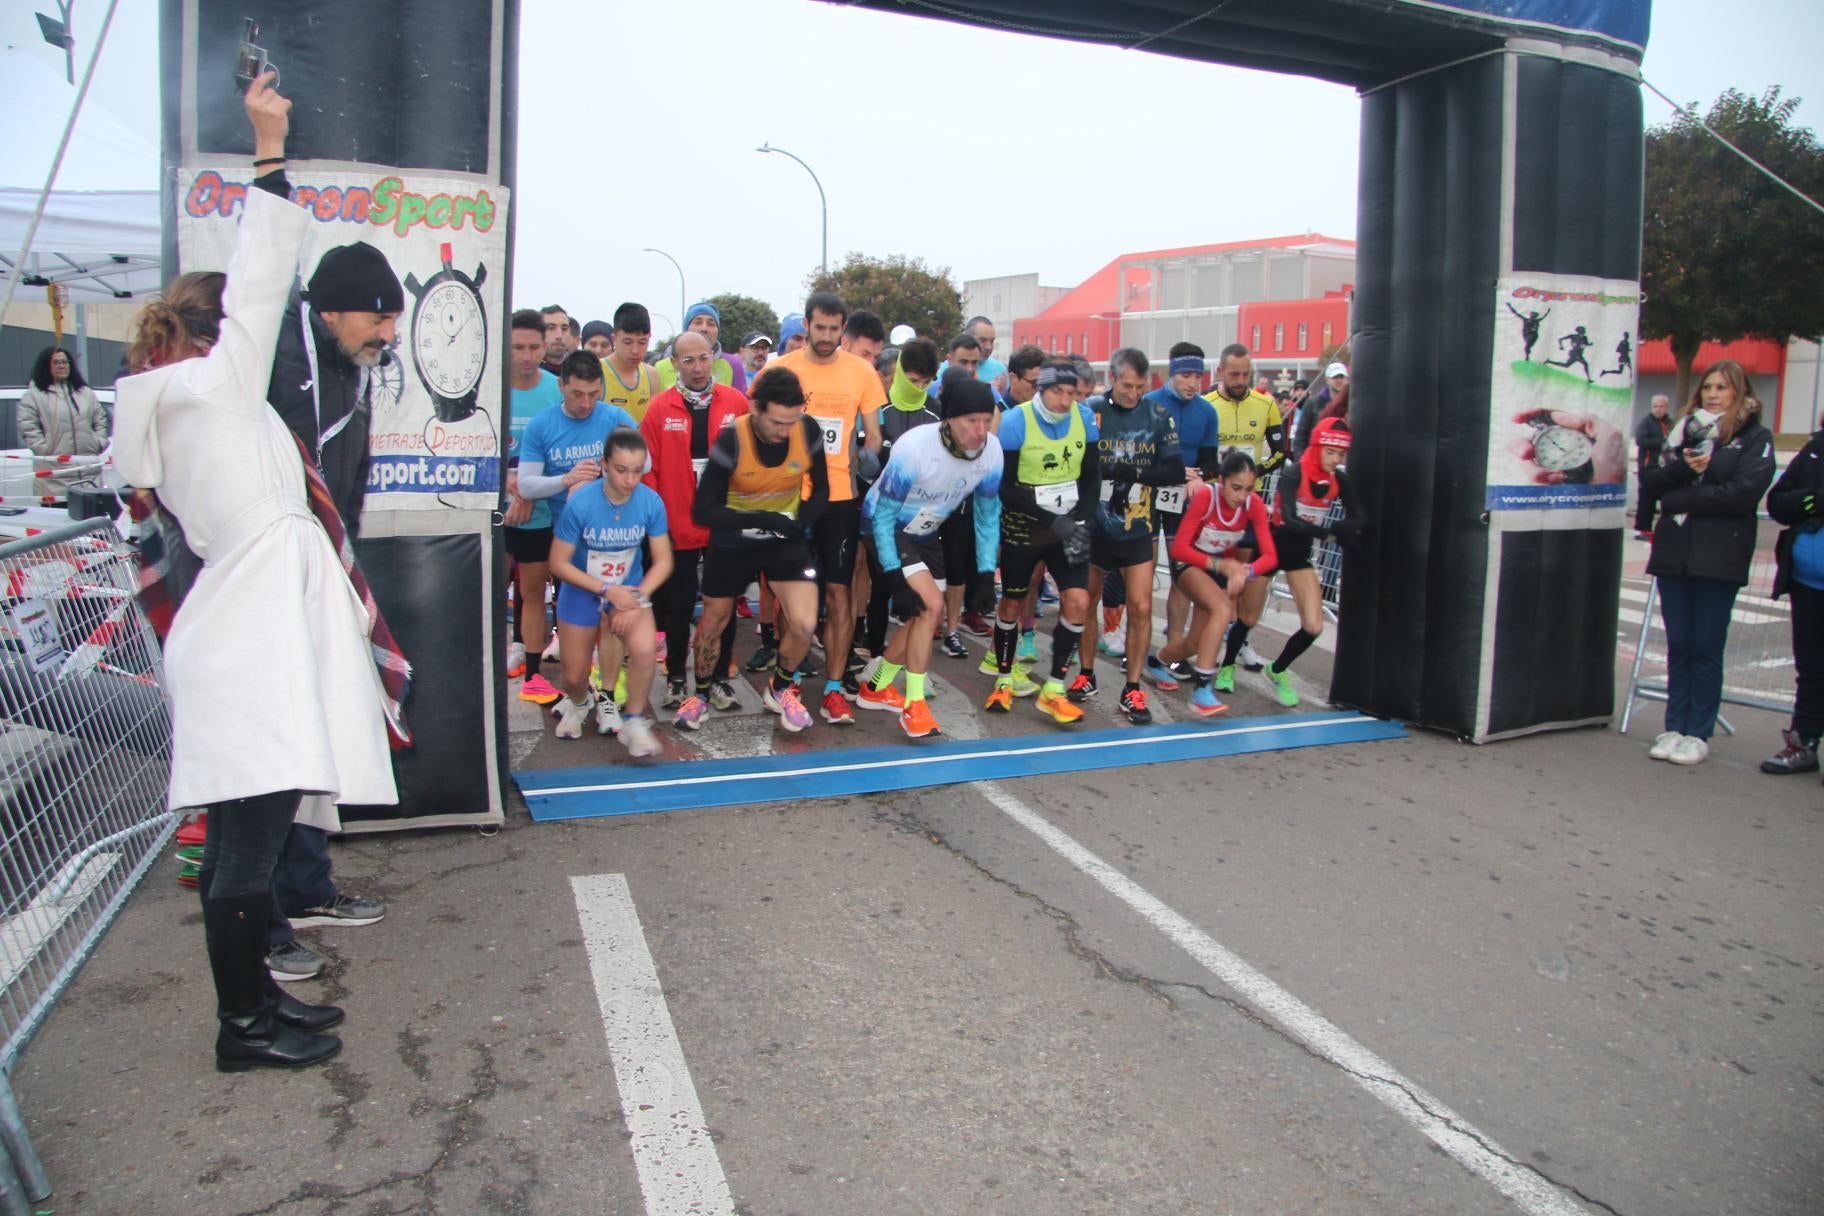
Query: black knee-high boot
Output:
[[197, 868, 343, 1033], [203, 894, 342, 1072]]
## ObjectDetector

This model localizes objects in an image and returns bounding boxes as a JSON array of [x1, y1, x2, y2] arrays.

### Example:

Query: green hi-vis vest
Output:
[[1015, 400, 1087, 492]]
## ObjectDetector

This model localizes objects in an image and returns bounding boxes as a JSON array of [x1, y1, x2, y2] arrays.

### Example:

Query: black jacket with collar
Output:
[[1640, 414, 1775, 586], [267, 291, 376, 537], [1766, 428, 1824, 599]]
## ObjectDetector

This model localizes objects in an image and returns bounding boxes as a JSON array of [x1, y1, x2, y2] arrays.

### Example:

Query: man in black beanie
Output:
[[260, 240, 404, 984], [268, 241, 405, 537]]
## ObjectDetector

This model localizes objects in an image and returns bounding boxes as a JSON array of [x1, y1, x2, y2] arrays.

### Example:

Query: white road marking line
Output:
[[974, 783, 1591, 1216], [570, 874, 736, 1216]]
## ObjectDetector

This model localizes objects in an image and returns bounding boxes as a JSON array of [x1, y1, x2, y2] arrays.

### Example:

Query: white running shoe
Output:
[[1668, 735, 1710, 766], [506, 641, 526, 677], [596, 695, 623, 736], [618, 714, 662, 758], [540, 630, 560, 662], [1648, 730, 1683, 761], [554, 695, 591, 739], [1237, 642, 1264, 671]]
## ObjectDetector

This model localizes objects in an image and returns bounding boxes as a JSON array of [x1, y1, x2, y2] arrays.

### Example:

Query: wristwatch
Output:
[[1521, 411, 1595, 483]]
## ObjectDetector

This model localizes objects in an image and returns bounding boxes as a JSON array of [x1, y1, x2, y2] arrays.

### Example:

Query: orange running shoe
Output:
[[899, 699, 940, 738], [984, 683, 1014, 713], [856, 681, 906, 712], [1035, 687, 1085, 725]]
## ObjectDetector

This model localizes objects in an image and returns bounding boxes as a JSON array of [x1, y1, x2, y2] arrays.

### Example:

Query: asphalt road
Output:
[[12, 614, 1822, 1216]]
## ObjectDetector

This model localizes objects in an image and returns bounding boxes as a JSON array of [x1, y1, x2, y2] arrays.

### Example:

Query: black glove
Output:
[[1802, 492, 1820, 518], [883, 568, 925, 619], [967, 568, 998, 616], [1051, 514, 1091, 567], [1329, 518, 1368, 548]]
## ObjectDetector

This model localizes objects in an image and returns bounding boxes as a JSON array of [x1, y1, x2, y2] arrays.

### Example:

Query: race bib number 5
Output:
[[1154, 484, 1186, 514], [587, 548, 636, 586]]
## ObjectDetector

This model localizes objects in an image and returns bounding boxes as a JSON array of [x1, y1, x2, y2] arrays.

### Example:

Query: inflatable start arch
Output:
[[159, 0, 1650, 829]]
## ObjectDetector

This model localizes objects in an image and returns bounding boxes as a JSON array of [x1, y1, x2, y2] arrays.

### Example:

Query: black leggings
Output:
[[201, 790, 302, 900], [654, 548, 738, 681]]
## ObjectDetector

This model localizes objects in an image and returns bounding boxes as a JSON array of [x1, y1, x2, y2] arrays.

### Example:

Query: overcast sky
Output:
[[8, 0, 1824, 331]]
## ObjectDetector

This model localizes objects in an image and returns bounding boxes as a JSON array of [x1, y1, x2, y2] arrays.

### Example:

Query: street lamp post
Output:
[[757, 143, 827, 276], [641, 247, 686, 339]]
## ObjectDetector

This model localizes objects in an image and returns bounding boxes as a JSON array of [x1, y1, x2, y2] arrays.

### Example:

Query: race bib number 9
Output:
[[817, 416, 844, 456], [1154, 484, 1186, 514], [1033, 480, 1078, 515], [587, 547, 637, 586]]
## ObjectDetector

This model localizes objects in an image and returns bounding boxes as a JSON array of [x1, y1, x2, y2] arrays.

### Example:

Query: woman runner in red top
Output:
[[1160, 451, 1277, 716], [1260, 417, 1368, 706]]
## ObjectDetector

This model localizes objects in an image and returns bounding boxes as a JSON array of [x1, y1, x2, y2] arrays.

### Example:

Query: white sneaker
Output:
[[1668, 735, 1710, 766], [540, 631, 560, 662], [595, 696, 623, 736], [1648, 730, 1683, 760], [554, 695, 591, 739], [1238, 642, 1264, 671], [506, 641, 526, 677], [858, 655, 883, 691], [618, 714, 662, 758]]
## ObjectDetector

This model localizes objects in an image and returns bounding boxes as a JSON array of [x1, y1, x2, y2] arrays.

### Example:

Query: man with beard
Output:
[[540, 304, 574, 377], [261, 241, 404, 982], [643, 330, 748, 724], [1202, 342, 1286, 675], [750, 291, 884, 726]]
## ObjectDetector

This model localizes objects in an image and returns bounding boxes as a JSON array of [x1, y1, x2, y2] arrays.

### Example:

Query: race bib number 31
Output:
[[1154, 484, 1186, 514]]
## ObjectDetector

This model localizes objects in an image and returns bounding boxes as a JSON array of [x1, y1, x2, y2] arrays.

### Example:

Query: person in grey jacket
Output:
[[1633, 394, 1671, 536], [19, 347, 110, 495]]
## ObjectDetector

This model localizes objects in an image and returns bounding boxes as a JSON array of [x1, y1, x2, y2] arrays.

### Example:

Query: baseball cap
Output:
[[1325, 362, 1349, 379], [741, 331, 773, 349]]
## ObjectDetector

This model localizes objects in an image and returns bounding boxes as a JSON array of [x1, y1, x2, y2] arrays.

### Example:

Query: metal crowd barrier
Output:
[[1619, 520, 1793, 736], [0, 518, 174, 1215]]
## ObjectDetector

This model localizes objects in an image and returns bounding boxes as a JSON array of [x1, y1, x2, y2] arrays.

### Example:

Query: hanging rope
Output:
[[1640, 75, 1824, 219]]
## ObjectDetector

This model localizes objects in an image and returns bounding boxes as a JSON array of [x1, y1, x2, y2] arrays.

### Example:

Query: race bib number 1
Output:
[[587, 547, 637, 586], [1033, 481, 1078, 515], [1154, 484, 1186, 514]]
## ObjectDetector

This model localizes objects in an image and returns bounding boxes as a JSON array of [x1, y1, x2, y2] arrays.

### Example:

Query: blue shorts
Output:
[[555, 581, 611, 628]]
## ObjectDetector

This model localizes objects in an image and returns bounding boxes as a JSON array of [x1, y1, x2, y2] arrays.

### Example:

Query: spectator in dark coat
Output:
[[1760, 425, 1824, 777]]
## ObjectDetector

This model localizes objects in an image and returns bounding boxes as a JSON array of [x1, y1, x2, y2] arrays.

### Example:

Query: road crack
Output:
[[885, 795, 1626, 1216]]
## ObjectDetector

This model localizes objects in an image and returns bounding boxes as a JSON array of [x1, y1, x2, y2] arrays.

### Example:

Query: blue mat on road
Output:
[[515, 711, 1405, 822]]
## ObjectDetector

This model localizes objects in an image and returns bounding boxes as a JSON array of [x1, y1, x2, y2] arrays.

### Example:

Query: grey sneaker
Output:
[[290, 894, 385, 928], [708, 679, 739, 711], [267, 939, 324, 981]]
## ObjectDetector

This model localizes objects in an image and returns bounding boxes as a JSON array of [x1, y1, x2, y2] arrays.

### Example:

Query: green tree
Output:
[[1641, 87, 1824, 412], [705, 293, 779, 354], [806, 254, 963, 342]]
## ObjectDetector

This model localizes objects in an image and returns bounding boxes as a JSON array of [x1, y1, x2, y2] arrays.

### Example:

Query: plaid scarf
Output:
[[129, 433, 413, 749]]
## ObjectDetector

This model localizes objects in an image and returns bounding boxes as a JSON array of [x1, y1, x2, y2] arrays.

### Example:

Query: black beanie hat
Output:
[[942, 377, 996, 420], [307, 243, 405, 313], [580, 319, 613, 344]]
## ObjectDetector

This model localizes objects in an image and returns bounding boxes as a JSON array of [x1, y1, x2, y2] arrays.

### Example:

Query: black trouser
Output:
[[1635, 456, 1660, 532], [202, 791, 302, 901], [1790, 579, 1824, 740], [654, 547, 738, 683]]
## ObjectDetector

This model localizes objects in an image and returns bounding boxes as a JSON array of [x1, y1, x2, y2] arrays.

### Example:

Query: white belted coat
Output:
[[111, 188, 397, 828]]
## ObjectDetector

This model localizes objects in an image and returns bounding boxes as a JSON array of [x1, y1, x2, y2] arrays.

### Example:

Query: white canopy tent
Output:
[[0, 43, 160, 308]]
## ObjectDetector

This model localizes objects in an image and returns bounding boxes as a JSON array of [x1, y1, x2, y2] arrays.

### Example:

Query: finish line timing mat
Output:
[[514, 712, 1405, 822]]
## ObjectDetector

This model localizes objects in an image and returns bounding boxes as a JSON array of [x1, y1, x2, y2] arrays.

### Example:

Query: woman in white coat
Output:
[[111, 75, 398, 1072]]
